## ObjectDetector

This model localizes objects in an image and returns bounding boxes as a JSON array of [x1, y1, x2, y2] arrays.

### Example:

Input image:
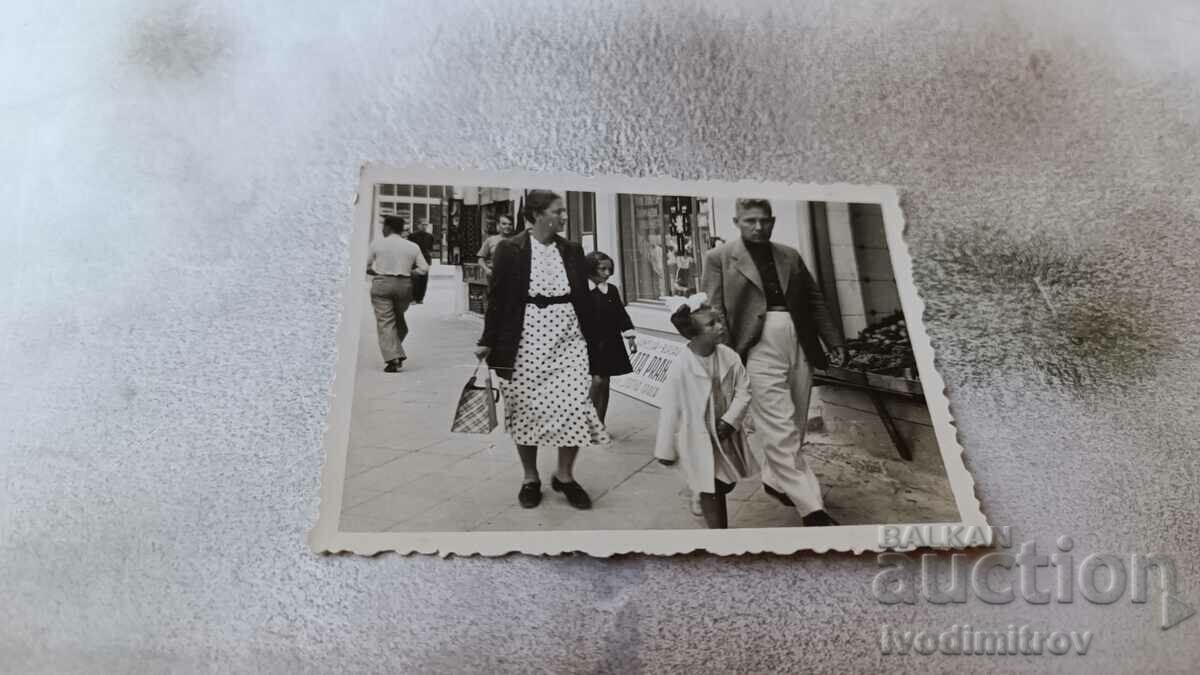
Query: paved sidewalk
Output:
[[337, 276, 959, 532]]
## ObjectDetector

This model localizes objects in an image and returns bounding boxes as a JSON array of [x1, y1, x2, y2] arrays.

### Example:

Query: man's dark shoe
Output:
[[551, 476, 592, 510], [518, 481, 542, 509], [762, 484, 795, 507], [802, 510, 839, 527]]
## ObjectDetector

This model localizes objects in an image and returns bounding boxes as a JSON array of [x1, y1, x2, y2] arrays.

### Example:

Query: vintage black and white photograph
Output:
[[311, 167, 985, 555]]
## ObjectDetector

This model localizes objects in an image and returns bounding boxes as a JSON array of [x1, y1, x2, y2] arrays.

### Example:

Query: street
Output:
[[337, 273, 960, 532]]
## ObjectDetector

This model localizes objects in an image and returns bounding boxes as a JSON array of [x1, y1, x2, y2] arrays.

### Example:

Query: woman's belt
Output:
[[526, 294, 572, 308]]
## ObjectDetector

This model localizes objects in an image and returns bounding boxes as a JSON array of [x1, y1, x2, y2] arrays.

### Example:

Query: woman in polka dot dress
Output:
[[474, 190, 610, 510]]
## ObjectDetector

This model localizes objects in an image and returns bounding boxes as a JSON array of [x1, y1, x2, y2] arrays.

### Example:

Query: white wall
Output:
[[826, 202, 868, 338]]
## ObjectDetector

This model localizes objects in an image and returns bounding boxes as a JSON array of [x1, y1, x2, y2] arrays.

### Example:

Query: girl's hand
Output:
[[626, 336, 638, 354], [474, 345, 491, 361], [716, 420, 735, 440]]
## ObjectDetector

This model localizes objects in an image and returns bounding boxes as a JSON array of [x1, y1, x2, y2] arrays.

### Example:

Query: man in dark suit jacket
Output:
[[702, 198, 846, 527], [407, 221, 436, 304]]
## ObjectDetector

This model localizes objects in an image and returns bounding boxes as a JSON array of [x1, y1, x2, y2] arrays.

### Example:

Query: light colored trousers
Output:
[[745, 311, 824, 516], [369, 275, 413, 362]]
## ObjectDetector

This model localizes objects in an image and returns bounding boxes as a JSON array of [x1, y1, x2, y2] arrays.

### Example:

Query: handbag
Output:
[[450, 362, 500, 434]]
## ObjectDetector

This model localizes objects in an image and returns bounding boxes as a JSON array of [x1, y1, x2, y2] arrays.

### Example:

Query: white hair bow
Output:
[[664, 292, 708, 314]]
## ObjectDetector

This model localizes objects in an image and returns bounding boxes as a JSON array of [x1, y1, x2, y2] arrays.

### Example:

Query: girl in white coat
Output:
[[654, 294, 759, 528]]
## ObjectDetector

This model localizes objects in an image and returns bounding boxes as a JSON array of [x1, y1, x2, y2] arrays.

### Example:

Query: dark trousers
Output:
[[703, 478, 737, 497], [699, 478, 737, 529], [412, 271, 429, 303]]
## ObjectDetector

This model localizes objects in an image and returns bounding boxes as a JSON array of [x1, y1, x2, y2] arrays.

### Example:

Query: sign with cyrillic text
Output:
[[609, 332, 686, 407]]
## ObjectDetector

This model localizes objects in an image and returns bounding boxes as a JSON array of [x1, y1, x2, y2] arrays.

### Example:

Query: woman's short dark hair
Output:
[[525, 190, 563, 221], [670, 303, 713, 339], [585, 251, 614, 276]]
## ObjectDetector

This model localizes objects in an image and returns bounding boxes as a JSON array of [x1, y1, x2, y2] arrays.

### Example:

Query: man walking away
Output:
[[702, 198, 847, 527], [367, 215, 429, 371]]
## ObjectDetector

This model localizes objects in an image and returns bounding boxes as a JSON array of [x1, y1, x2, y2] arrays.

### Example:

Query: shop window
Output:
[[413, 185, 428, 198], [394, 203, 411, 225], [567, 191, 595, 237], [618, 194, 713, 303], [379, 184, 394, 196], [396, 184, 412, 197], [429, 185, 443, 199]]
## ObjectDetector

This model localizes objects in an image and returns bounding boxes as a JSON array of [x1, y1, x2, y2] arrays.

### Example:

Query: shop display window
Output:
[[618, 194, 715, 303]]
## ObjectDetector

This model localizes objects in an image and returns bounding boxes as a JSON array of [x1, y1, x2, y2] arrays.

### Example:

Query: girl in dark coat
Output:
[[585, 251, 637, 423]]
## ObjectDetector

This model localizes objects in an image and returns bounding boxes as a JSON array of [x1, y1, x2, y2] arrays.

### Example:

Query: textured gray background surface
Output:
[[3, 0, 1199, 672]]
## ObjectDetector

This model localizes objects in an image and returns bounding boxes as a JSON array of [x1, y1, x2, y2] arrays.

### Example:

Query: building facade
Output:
[[449, 189, 942, 476], [456, 190, 900, 339], [370, 183, 453, 263]]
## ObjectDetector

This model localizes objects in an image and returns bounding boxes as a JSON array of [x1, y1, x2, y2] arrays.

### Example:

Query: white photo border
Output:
[[309, 164, 988, 556]]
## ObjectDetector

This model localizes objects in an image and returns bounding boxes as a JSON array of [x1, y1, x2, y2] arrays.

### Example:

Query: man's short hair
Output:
[[382, 215, 406, 234], [735, 198, 773, 218]]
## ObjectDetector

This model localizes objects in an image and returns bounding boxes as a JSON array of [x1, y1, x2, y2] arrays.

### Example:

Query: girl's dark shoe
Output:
[[551, 476, 592, 510], [802, 510, 839, 527], [384, 360, 399, 373], [762, 484, 795, 507], [518, 481, 542, 509]]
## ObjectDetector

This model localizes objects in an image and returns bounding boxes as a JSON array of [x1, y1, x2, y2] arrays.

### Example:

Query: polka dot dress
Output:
[[502, 238, 610, 448]]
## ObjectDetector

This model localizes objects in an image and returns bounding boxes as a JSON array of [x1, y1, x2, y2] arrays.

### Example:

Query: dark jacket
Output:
[[589, 283, 636, 377], [407, 230, 435, 261], [702, 237, 843, 369], [477, 230, 600, 377]]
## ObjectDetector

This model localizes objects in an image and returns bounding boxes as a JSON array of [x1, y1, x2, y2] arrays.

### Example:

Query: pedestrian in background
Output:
[[367, 215, 428, 372], [407, 220, 436, 304], [584, 251, 637, 424], [476, 214, 515, 282]]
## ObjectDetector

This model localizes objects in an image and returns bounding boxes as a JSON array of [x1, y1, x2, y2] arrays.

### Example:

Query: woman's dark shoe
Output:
[[551, 476, 592, 510], [518, 481, 542, 509], [802, 510, 839, 527], [762, 484, 795, 507], [383, 360, 399, 373]]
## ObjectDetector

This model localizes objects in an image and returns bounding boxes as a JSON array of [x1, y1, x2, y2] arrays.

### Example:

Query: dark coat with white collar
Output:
[[477, 230, 600, 377]]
